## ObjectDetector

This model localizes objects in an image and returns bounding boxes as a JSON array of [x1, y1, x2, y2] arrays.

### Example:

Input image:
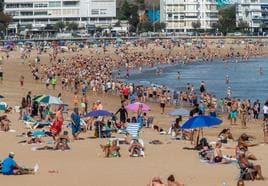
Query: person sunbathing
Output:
[[2, 152, 35, 175], [213, 142, 231, 164], [218, 128, 234, 143], [149, 177, 165, 186], [0, 115, 10, 131], [35, 131, 70, 151], [129, 139, 144, 157], [167, 174, 185, 186], [100, 140, 121, 158], [239, 152, 264, 180], [18, 131, 47, 144]]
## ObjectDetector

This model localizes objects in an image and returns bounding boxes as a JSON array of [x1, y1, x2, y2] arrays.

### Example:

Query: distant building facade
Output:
[[236, 0, 262, 32], [160, 0, 219, 32], [4, 0, 117, 31]]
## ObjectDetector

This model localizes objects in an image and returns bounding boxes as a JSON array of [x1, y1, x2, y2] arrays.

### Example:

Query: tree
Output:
[[140, 19, 153, 32], [192, 21, 201, 30], [66, 22, 78, 31], [154, 22, 166, 32], [237, 20, 249, 32], [96, 26, 103, 33], [117, 1, 140, 32], [53, 21, 65, 32], [0, 12, 12, 32], [118, 1, 131, 20], [214, 5, 236, 35], [114, 21, 121, 27]]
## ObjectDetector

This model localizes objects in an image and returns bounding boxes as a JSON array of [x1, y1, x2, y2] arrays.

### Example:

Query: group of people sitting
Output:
[[100, 137, 145, 158], [149, 174, 184, 186], [198, 131, 264, 181]]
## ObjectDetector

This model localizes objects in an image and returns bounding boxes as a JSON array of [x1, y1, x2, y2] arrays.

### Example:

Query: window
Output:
[[100, 9, 107, 15], [6, 4, 20, 9], [63, 1, 79, 7], [49, 2, 61, 7], [7, 11, 19, 16], [20, 11, 33, 16], [34, 3, 48, 8], [20, 3, 33, 8], [34, 11, 48, 16], [50, 10, 61, 16]]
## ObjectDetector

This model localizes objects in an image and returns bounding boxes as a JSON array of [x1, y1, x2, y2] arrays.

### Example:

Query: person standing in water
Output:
[[225, 75, 230, 84], [227, 87, 232, 98], [259, 66, 264, 75], [177, 71, 181, 79]]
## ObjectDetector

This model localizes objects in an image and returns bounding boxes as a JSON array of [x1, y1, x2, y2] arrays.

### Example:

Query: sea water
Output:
[[126, 57, 268, 102]]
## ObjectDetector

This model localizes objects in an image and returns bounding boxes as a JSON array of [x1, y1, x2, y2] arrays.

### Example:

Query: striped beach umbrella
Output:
[[35, 95, 63, 105]]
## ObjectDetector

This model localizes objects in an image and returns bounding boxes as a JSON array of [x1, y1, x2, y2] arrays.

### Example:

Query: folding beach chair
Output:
[[0, 102, 7, 112], [126, 123, 140, 138], [23, 115, 52, 129]]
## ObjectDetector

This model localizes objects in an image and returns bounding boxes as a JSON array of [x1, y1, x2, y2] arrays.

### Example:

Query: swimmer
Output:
[[259, 66, 264, 75], [177, 71, 181, 79], [225, 75, 230, 84]]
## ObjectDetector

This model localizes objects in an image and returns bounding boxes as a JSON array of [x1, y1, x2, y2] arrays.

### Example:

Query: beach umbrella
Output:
[[181, 115, 222, 130], [18, 41, 23, 45], [33, 95, 46, 101], [126, 102, 151, 112], [0, 95, 4, 99], [35, 95, 63, 105], [85, 110, 112, 117], [168, 108, 189, 117]]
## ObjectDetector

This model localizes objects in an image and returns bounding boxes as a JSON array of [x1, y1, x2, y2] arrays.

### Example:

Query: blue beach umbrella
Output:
[[0, 95, 4, 99], [85, 110, 112, 117], [168, 108, 189, 117], [181, 115, 222, 129]]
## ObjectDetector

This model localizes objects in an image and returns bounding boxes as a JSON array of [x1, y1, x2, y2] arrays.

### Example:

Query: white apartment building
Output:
[[236, 0, 262, 32], [160, 0, 218, 32], [4, 0, 117, 31]]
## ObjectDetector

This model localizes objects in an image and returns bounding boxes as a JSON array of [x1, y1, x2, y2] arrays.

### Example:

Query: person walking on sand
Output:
[[51, 76, 57, 90], [20, 75, 24, 88], [160, 94, 166, 114], [240, 103, 247, 128], [263, 118, 268, 144]]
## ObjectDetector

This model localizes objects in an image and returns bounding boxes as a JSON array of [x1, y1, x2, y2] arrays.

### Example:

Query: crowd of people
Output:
[[0, 38, 267, 185]]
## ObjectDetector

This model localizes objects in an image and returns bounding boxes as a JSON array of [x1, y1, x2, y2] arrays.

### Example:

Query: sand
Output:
[[0, 42, 268, 186]]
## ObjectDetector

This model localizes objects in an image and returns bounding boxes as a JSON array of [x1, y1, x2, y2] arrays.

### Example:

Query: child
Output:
[[20, 75, 24, 87]]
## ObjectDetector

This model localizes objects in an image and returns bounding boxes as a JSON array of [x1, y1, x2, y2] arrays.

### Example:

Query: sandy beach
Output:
[[0, 39, 268, 186]]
